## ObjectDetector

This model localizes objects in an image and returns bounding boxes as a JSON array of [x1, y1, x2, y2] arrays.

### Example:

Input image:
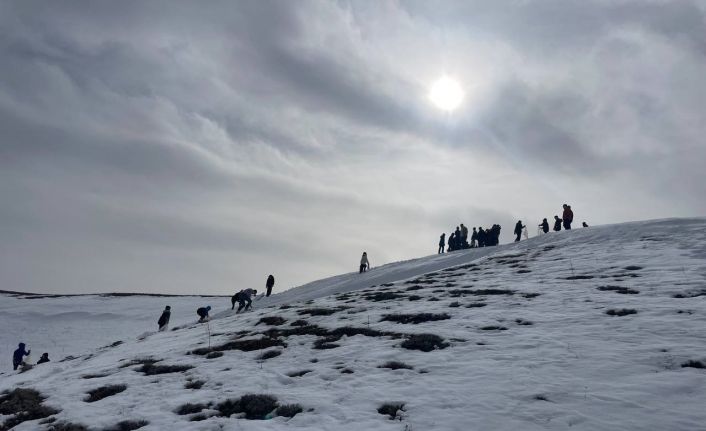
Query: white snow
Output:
[[1, 217, 705, 430]]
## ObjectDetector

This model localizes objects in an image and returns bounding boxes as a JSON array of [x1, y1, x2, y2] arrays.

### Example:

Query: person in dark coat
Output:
[[234, 289, 257, 313], [514, 220, 525, 242], [553, 216, 562, 232], [539, 218, 549, 234], [460, 224, 468, 248], [196, 306, 211, 323], [447, 232, 455, 252], [13, 343, 30, 370], [266, 275, 275, 297], [582, 222, 589, 228], [438, 233, 445, 254], [471, 227, 477, 247], [477, 227, 486, 247], [158, 306, 171, 331], [562, 204, 573, 230], [37, 353, 50, 365], [454, 226, 461, 249]]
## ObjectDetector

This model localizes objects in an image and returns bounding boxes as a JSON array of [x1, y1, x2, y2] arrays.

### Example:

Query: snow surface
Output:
[[1, 218, 706, 430]]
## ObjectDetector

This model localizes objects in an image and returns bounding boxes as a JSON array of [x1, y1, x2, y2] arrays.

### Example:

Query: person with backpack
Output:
[[553, 215, 562, 232], [514, 220, 525, 242], [266, 275, 275, 297], [359, 252, 370, 273], [438, 233, 445, 254], [196, 306, 211, 323], [13, 343, 30, 370], [158, 306, 171, 331], [539, 218, 549, 234], [37, 353, 50, 365], [562, 204, 574, 230]]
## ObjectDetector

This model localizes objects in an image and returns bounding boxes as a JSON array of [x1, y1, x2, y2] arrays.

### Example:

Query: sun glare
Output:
[[429, 76, 464, 112]]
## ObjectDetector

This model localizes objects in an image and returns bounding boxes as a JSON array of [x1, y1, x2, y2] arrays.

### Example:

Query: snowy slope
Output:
[[1, 218, 705, 430]]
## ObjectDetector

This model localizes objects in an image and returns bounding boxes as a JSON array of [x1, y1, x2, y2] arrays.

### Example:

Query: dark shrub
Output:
[[566, 275, 594, 280], [408, 295, 422, 301], [190, 414, 207, 421], [84, 384, 127, 402], [175, 403, 208, 415], [193, 337, 286, 355], [624, 266, 643, 271], [606, 308, 637, 317], [81, 373, 110, 379], [480, 326, 508, 331], [449, 301, 460, 308], [139, 363, 193, 375], [466, 303, 486, 308], [381, 313, 451, 325], [681, 360, 705, 369], [405, 285, 424, 291], [286, 370, 312, 377], [257, 316, 287, 326], [364, 291, 405, 302], [48, 423, 89, 431], [217, 394, 278, 420], [313, 338, 340, 350], [0, 388, 59, 430], [468, 289, 515, 295], [103, 420, 149, 431], [257, 350, 282, 360], [276, 404, 303, 418], [119, 358, 158, 368], [297, 307, 348, 316], [597, 286, 639, 294], [401, 334, 449, 352], [206, 351, 223, 359], [184, 380, 205, 390], [290, 319, 309, 327], [340, 368, 354, 374], [279, 304, 293, 309], [515, 319, 533, 326], [522, 293, 541, 298], [378, 403, 405, 420], [379, 361, 413, 370]]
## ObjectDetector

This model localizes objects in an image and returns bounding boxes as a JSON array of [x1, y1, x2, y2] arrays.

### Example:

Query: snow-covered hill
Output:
[[1, 218, 705, 430]]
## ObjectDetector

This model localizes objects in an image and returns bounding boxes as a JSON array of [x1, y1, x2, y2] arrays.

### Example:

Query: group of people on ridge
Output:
[[12, 343, 50, 372], [439, 223, 503, 253]]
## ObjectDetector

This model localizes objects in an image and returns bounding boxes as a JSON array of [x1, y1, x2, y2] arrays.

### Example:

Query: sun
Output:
[[429, 76, 464, 112]]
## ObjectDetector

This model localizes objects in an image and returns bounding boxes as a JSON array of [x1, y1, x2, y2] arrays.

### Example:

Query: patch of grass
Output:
[[184, 380, 205, 390], [257, 316, 287, 326], [534, 395, 549, 401], [286, 370, 313, 377], [217, 394, 279, 420], [379, 361, 413, 370], [81, 373, 110, 379], [405, 285, 425, 291], [378, 403, 405, 420], [364, 291, 405, 302], [429, 297, 439, 301], [400, 333, 449, 352], [190, 414, 207, 421], [681, 360, 705, 369], [566, 275, 594, 280], [276, 404, 303, 418], [408, 295, 422, 301], [466, 303, 487, 308], [449, 301, 461, 308], [381, 313, 451, 324], [469, 289, 515, 295], [257, 350, 282, 360], [0, 388, 60, 430], [606, 308, 637, 317], [522, 293, 541, 298], [624, 266, 643, 271], [297, 307, 349, 316], [340, 368, 354, 374], [192, 337, 287, 355], [84, 385, 127, 403], [480, 325, 508, 331], [139, 363, 193, 375], [48, 423, 89, 431], [175, 403, 209, 415], [515, 319, 533, 326], [119, 358, 158, 368], [290, 319, 309, 327], [313, 338, 340, 349], [206, 351, 224, 359], [103, 420, 149, 431], [597, 286, 639, 294], [279, 304, 293, 309]]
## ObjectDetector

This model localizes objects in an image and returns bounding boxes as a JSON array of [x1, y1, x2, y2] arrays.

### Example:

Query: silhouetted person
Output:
[[447, 232, 455, 252], [37, 353, 50, 365], [460, 224, 468, 248], [266, 274, 275, 297], [471, 227, 477, 247], [234, 288, 257, 313], [454, 226, 461, 249], [514, 220, 525, 242], [477, 227, 486, 247], [553, 216, 562, 232], [13, 343, 30, 371], [539, 218, 549, 234], [359, 252, 370, 273], [438, 233, 445, 254], [562, 204, 573, 230], [196, 306, 211, 323], [582, 222, 589, 228], [158, 306, 171, 331]]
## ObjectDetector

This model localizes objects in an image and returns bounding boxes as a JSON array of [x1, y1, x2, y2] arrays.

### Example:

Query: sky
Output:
[[1, 0, 705, 295]]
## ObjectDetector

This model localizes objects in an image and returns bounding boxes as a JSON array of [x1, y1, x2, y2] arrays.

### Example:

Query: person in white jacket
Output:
[[359, 252, 370, 273]]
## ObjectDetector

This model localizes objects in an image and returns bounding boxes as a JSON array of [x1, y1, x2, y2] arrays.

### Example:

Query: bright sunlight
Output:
[[429, 76, 464, 112]]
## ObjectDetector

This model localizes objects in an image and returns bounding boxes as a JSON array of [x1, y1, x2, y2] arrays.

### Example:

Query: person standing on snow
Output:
[[562, 204, 574, 230], [266, 275, 275, 297], [477, 227, 486, 247], [454, 226, 461, 249], [438, 233, 446, 254], [359, 252, 370, 273], [13, 343, 30, 370], [196, 306, 211, 323], [447, 232, 455, 252], [514, 220, 525, 242], [553, 215, 562, 232], [460, 224, 468, 248], [471, 227, 478, 248], [158, 306, 171, 331], [539, 218, 549, 234], [37, 353, 50, 364]]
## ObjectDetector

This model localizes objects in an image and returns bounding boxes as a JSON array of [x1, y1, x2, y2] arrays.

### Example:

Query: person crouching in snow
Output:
[[235, 289, 257, 313], [37, 353, 50, 364], [158, 306, 171, 331], [196, 306, 211, 323], [359, 252, 370, 273], [13, 343, 30, 370]]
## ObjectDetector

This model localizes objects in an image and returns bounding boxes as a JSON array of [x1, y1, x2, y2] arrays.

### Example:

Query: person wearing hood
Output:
[[471, 227, 478, 248], [539, 218, 549, 234], [196, 306, 211, 323], [438, 233, 446, 254], [13, 343, 30, 370], [553, 215, 562, 232], [37, 353, 50, 365], [562, 204, 574, 230], [359, 252, 370, 273], [514, 220, 525, 242], [158, 306, 171, 331], [265, 275, 275, 297]]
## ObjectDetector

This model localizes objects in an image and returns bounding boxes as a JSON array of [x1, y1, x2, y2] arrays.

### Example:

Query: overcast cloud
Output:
[[1, 0, 705, 295]]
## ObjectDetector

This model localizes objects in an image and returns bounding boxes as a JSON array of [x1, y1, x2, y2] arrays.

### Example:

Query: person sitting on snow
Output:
[[13, 343, 30, 371], [196, 306, 211, 323], [37, 353, 50, 365], [158, 306, 171, 331]]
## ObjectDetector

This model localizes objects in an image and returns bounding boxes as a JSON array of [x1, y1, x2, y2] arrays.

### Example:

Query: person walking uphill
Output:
[[359, 252, 370, 273], [158, 306, 171, 331], [196, 306, 211, 323], [266, 275, 275, 297], [514, 220, 525, 242], [438, 233, 445, 254], [553, 215, 562, 232], [13, 343, 30, 370], [233, 289, 257, 313], [562, 204, 574, 230], [539, 218, 549, 234]]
